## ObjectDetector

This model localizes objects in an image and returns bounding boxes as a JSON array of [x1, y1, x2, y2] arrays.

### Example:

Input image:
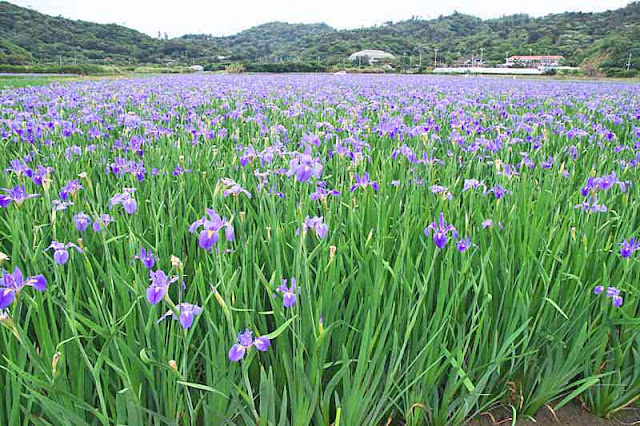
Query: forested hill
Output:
[[0, 1, 160, 65], [1, 0, 639, 71]]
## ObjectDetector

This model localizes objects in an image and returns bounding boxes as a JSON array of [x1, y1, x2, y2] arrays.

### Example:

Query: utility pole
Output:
[[419, 50, 422, 67], [434, 48, 438, 68], [479, 48, 484, 66], [626, 48, 640, 71]]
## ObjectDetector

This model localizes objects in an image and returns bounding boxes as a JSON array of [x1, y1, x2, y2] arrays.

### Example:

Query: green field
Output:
[[0, 74, 638, 425]]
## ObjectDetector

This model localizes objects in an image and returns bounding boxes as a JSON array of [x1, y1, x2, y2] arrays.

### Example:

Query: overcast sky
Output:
[[10, 0, 630, 37]]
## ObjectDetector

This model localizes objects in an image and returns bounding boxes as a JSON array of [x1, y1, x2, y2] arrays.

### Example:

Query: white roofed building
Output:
[[348, 50, 396, 65], [505, 56, 563, 68]]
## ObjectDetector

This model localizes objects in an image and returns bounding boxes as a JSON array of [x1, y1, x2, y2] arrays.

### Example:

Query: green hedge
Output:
[[0, 64, 107, 75], [243, 62, 328, 73], [604, 68, 639, 78]]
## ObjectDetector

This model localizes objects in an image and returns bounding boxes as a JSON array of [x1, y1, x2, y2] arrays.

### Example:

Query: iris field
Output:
[[0, 74, 639, 425]]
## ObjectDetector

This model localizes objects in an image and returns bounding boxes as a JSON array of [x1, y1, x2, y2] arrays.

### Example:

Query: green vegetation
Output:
[[219, 61, 327, 73], [0, 2, 160, 65], [0, 1, 639, 74], [0, 75, 79, 88], [0, 73, 639, 426], [0, 63, 111, 75]]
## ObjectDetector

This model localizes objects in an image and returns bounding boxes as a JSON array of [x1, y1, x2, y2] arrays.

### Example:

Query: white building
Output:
[[348, 50, 396, 65], [189, 65, 205, 72], [505, 56, 563, 68], [433, 67, 543, 75]]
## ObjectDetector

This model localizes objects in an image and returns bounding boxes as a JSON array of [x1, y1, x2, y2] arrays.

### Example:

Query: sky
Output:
[[10, 0, 630, 38]]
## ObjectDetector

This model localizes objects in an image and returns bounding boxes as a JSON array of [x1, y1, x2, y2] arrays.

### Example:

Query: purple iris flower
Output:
[[485, 185, 509, 200], [619, 238, 640, 258], [59, 180, 83, 201], [239, 146, 257, 167], [430, 185, 453, 200], [482, 219, 494, 229], [31, 165, 52, 186], [0, 185, 40, 208], [135, 247, 158, 269], [569, 145, 579, 160], [574, 197, 608, 213], [46, 241, 83, 265], [286, 154, 323, 183], [52, 200, 73, 211], [65, 146, 82, 161], [392, 144, 418, 163], [73, 212, 92, 232], [106, 157, 146, 180], [425, 212, 458, 249], [331, 141, 355, 160], [462, 179, 485, 192], [310, 181, 341, 201], [146, 270, 178, 305], [350, 172, 380, 192], [580, 172, 631, 196], [541, 156, 554, 169], [520, 154, 536, 171], [254, 335, 270, 351], [157, 303, 202, 329], [276, 278, 298, 308], [594, 285, 623, 307], [219, 178, 238, 187], [297, 216, 328, 239], [457, 237, 473, 253], [4, 159, 32, 177], [606, 287, 624, 307], [91, 214, 114, 232], [228, 329, 271, 362], [189, 208, 234, 251], [0, 267, 47, 309], [223, 184, 252, 198], [109, 188, 138, 214], [172, 165, 192, 176], [499, 164, 520, 179]]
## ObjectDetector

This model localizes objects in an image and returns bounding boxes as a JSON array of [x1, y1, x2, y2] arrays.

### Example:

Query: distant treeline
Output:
[[1, 0, 640, 74], [206, 62, 327, 73]]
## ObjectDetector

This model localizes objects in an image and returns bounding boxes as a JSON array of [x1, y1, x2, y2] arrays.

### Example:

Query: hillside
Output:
[[166, 22, 335, 63], [0, 2, 162, 64], [0, 0, 639, 71]]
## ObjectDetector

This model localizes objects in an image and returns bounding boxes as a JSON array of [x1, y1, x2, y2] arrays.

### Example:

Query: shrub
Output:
[[225, 63, 246, 73]]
